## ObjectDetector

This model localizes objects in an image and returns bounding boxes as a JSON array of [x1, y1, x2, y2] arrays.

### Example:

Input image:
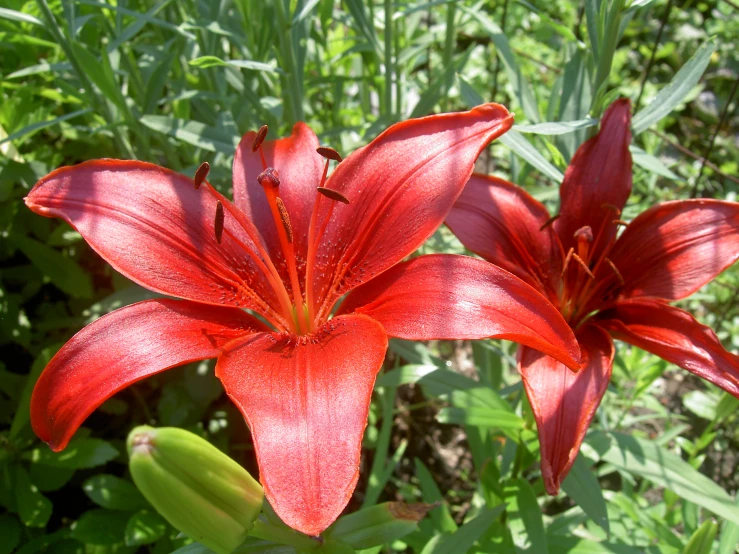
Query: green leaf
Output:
[[561, 454, 610, 534], [504, 479, 547, 554], [547, 535, 648, 553], [10, 344, 60, 438], [420, 505, 505, 554], [71, 509, 129, 546], [28, 463, 75, 492], [28, 438, 119, 469], [140, 115, 239, 153], [189, 55, 228, 68], [0, 514, 21, 554], [0, 108, 92, 146], [70, 43, 129, 116], [683, 520, 718, 554], [124, 509, 167, 546], [718, 496, 739, 554], [587, 431, 739, 526], [0, 7, 43, 25], [632, 39, 716, 134], [12, 235, 93, 298], [14, 465, 52, 528], [436, 407, 524, 431], [630, 145, 682, 180], [514, 118, 598, 135], [499, 131, 564, 182], [83, 475, 149, 511], [414, 459, 458, 533]]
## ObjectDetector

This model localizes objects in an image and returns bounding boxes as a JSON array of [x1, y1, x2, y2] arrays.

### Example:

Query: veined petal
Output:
[[25, 160, 284, 321], [608, 200, 739, 301], [232, 122, 324, 263], [339, 254, 580, 369], [519, 325, 613, 495], [215, 314, 388, 536], [446, 173, 561, 301], [313, 104, 514, 316], [555, 99, 632, 261], [31, 299, 266, 451], [597, 299, 739, 397]]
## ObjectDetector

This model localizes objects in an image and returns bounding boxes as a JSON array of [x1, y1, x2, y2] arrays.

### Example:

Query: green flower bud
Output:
[[127, 426, 263, 554]]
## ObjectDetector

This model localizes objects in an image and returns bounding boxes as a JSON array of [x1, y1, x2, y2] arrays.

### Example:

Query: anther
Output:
[[194, 162, 210, 190], [257, 167, 280, 188], [572, 254, 595, 280], [601, 203, 622, 217], [316, 146, 343, 163], [539, 214, 560, 231], [561, 247, 574, 277], [317, 187, 350, 204], [612, 219, 629, 227], [252, 125, 268, 152], [605, 258, 625, 286], [275, 197, 293, 243], [573, 226, 593, 243], [214, 201, 225, 244]]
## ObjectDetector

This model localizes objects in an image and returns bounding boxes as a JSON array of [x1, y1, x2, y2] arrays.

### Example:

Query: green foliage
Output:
[[1, 0, 737, 552]]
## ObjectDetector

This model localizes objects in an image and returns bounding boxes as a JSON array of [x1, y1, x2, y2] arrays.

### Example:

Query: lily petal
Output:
[[233, 122, 324, 263], [555, 99, 632, 261], [215, 314, 388, 536], [340, 254, 580, 369], [519, 324, 614, 495], [313, 104, 514, 314], [446, 173, 561, 301], [25, 160, 284, 321], [597, 299, 739, 397], [31, 299, 265, 451], [608, 200, 739, 301]]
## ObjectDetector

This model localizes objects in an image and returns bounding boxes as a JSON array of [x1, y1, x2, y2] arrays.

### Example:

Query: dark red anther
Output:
[[601, 203, 622, 217], [275, 197, 293, 243], [572, 253, 594, 280], [317, 187, 350, 204], [194, 162, 210, 190], [573, 226, 593, 243], [214, 201, 225, 244], [605, 258, 625, 286], [257, 167, 280, 188], [316, 146, 343, 163], [252, 125, 268, 152], [613, 219, 629, 227], [539, 214, 560, 231]]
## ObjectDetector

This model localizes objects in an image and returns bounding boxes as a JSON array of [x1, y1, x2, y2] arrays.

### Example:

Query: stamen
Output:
[[572, 254, 595, 280], [601, 203, 622, 217], [613, 219, 629, 227], [539, 214, 560, 231], [605, 258, 625, 286], [561, 247, 574, 277], [275, 197, 293, 243], [214, 201, 225, 244], [316, 146, 343, 162], [317, 187, 350, 204], [252, 125, 268, 152], [194, 162, 210, 190], [257, 167, 280, 188]]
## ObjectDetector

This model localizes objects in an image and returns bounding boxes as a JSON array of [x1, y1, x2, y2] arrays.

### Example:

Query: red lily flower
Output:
[[446, 99, 739, 495], [26, 104, 582, 536]]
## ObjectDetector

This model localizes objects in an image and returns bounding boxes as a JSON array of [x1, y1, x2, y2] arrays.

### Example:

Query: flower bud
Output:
[[127, 426, 263, 554]]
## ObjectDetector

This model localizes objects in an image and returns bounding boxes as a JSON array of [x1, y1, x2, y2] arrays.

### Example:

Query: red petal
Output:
[[339, 254, 580, 370], [446, 173, 561, 301], [597, 299, 739, 397], [31, 299, 265, 451], [232, 122, 324, 263], [312, 104, 514, 314], [215, 314, 388, 536], [25, 160, 285, 321], [608, 200, 739, 301], [555, 99, 632, 262], [519, 325, 614, 494]]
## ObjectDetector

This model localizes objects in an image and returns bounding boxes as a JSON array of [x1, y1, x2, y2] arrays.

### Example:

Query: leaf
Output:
[[0, 7, 43, 25], [0, 108, 92, 146], [414, 459, 458, 533], [28, 464, 75, 492], [547, 535, 649, 553], [71, 509, 129, 546], [514, 118, 599, 135], [587, 431, 739, 526], [140, 115, 239, 153], [28, 438, 119, 469], [499, 131, 565, 182], [13, 235, 93, 298], [189, 55, 228, 68], [632, 39, 716, 134], [504, 479, 548, 554], [10, 344, 60, 438], [124, 509, 168, 546], [420, 505, 505, 554], [561, 454, 610, 534], [83, 474, 149, 511], [718, 496, 739, 554], [189, 56, 281, 73], [630, 145, 682, 180], [436, 407, 524, 432], [0, 514, 21, 554], [14, 465, 52, 528], [683, 520, 718, 554]]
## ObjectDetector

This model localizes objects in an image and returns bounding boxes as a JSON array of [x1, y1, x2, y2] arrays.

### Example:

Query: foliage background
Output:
[[1, 0, 738, 552]]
